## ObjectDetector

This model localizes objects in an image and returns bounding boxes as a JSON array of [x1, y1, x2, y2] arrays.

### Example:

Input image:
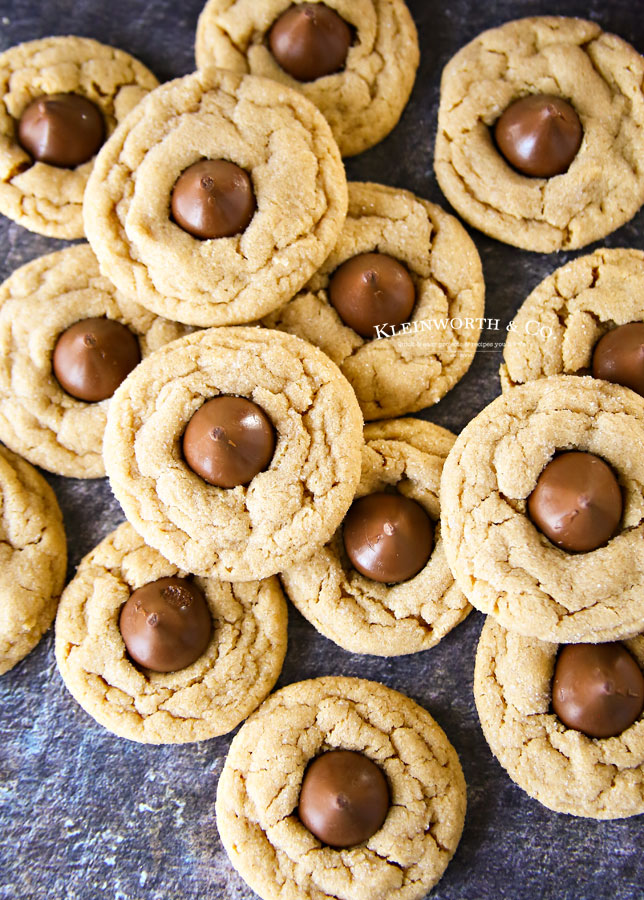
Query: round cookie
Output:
[[0, 244, 190, 479], [83, 68, 348, 327], [216, 676, 466, 900], [103, 327, 363, 581], [55, 521, 287, 744], [281, 418, 471, 655], [262, 182, 485, 420], [434, 17, 644, 252], [0, 444, 66, 675], [440, 376, 644, 644], [474, 617, 644, 818], [0, 36, 158, 238], [195, 0, 419, 158], [501, 248, 644, 390]]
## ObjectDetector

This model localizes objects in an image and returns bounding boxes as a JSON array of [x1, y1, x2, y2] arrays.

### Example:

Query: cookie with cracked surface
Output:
[[434, 17, 644, 252], [0, 444, 66, 675], [55, 522, 286, 743], [440, 376, 644, 644], [195, 0, 419, 158], [0, 36, 158, 239], [501, 248, 644, 391], [475, 617, 644, 818], [281, 418, 471, 655], [83, 68, 347, 327], [103, 327, 363, 581], [0, 244, 190, 479], [261, 182, 485, 420], [216, 675, 466, 900]]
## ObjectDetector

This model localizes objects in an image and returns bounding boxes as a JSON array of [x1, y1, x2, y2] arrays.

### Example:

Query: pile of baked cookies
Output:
[[1, 3, 644, 899]]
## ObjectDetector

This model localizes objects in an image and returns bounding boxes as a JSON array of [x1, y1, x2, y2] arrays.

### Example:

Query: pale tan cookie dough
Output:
[[502, 248, 644, 390], [435, 17, 644, 252], [103, 327, 363, 582], [440, 376, 644, 644], [281, 418, 470, 655], [0, 36, 158, 238], [55, 522, 287, 743], [216, 676, 466, 900], [84, 68, 347, 327], [475, 617, 644, 818], [262, 182, 485, 420], [195, 0, 419, 157], [0, 244, 190, 479], [0, 444, 66, 675]]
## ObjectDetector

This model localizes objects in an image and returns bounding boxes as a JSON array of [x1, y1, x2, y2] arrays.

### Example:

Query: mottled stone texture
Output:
[[1, 1, 643, 899]]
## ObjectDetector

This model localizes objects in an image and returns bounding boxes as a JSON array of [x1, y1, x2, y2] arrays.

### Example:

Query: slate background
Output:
[[1, 1, 643, 899]]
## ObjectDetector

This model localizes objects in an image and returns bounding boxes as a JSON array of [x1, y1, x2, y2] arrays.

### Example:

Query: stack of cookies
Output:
[[2, 4, 644, 900]]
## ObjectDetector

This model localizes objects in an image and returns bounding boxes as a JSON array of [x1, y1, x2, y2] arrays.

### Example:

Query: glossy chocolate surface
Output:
[[552, 643, 644, 739], [592, 322, 644, 397], [119, 576, 212, 673], [343, 491, 434, 582], [494, 94, 582, 178], [18, 93, 104, 167], [182, 395, 275, 488], [171, 159, 256, 239], [298, 750, 390, 847], [52, 317, 141, 402], [328, 252, 416, 338], [269, 3, 352, 82], [527, 451, 622, 553]]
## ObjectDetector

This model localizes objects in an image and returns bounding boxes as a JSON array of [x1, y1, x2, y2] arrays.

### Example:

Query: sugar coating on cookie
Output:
[[435, 17, 644, 252], [282, 418, 470, 655], [103, 327, 363, 581], [195, 0, 419, 157], [0, 244, 190, 479], [0, 36, 158, 238], [262, 182, 485, 420], [55, 522, 287, 743], [440, 376, 644, 644], [0, 445, 66, 675], [501, 248, 644, 390], [83, 68, 348, 327], [475, 618, 644, 818], [216, 676, 466, 900]]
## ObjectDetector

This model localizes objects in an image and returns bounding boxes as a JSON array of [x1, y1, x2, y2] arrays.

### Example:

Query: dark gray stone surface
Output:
[[1, 1, 643, 899]]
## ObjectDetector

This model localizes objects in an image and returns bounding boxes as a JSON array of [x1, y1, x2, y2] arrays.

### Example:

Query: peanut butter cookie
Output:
[[262, 182, 485, 420], [0, 444, 66, 675], [435, 17, 644, 252], [475, 617, 644, 818], [0, 244, 189, 478], [195, 0, 419, 157], [84, 68, 348, 326], [281, 418, 470, 655], [216, 676, 466, 900], [103, 327, 363, 581], [55, 522, 287, 744], [441, 376, 644, 643], [0, 36, 157, 238], [502, 248, 644, 391]]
